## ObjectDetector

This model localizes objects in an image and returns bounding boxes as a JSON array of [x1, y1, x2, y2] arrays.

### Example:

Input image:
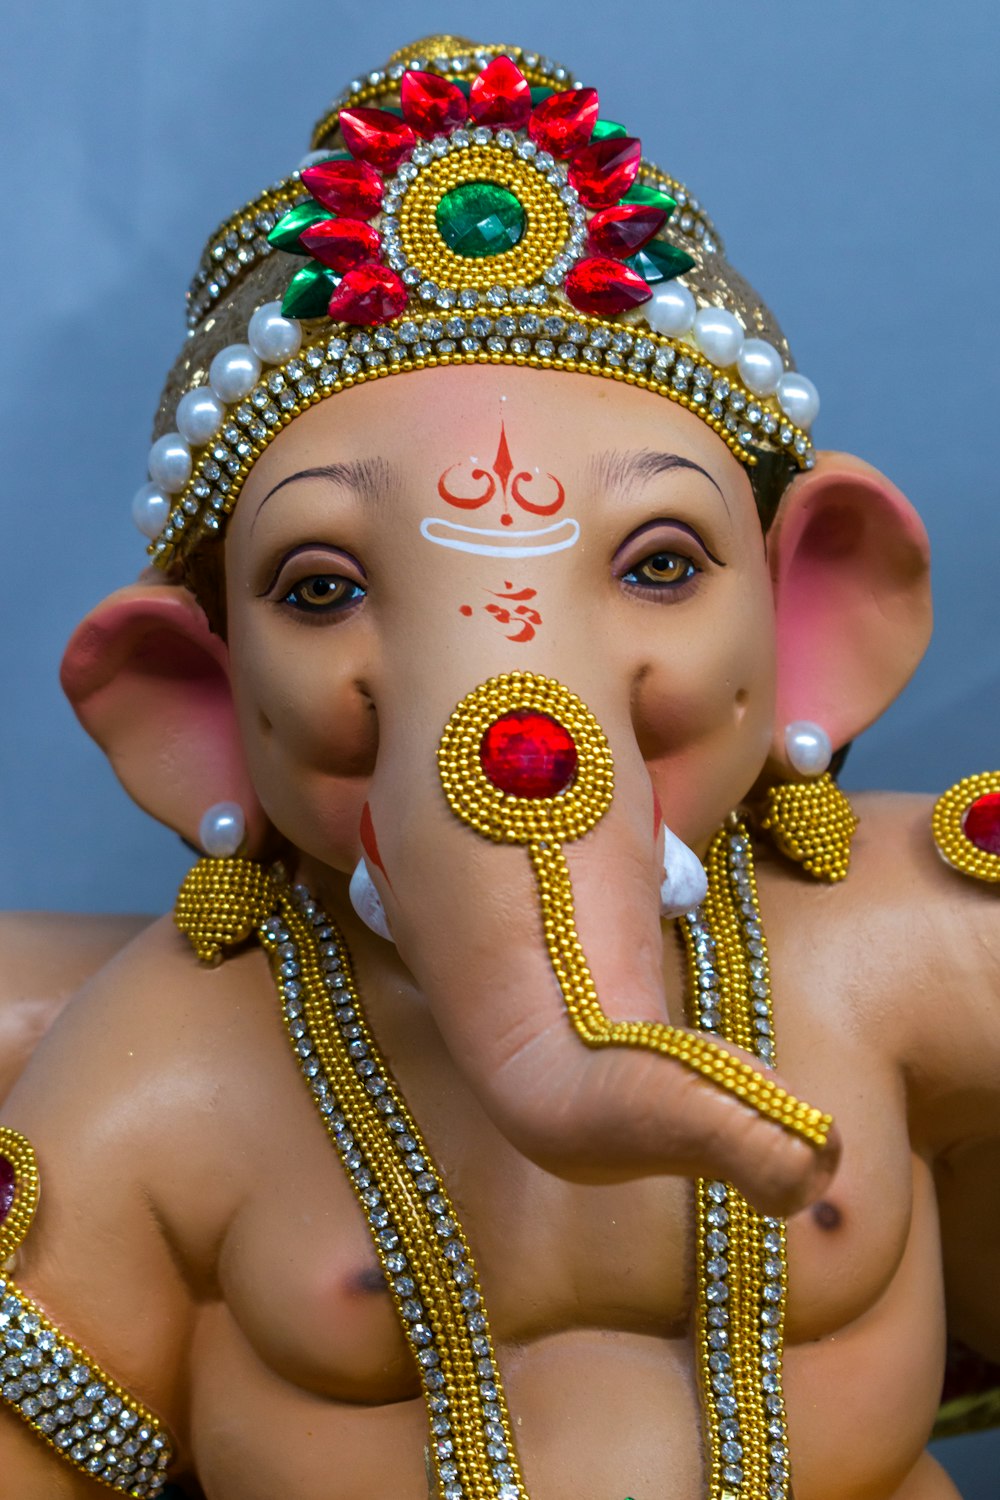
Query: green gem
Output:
[[530, 86, 556, 105], [592, 118, 627, 140], [281, 262, 339, 318], [620, 184, 677, 219], [435, 180, 526, 258], [628, 240, 696, 285], [268, 202, 333, 254]]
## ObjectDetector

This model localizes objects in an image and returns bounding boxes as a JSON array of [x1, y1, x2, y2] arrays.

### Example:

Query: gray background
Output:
[[1, 2, 997, 1492]]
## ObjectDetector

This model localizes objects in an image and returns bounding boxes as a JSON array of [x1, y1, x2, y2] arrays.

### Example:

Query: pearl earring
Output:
[[198, 801, 246, 857], [784, 721, 832, 778], [349, 859, 394, 942], [660, 823, 709, 918]]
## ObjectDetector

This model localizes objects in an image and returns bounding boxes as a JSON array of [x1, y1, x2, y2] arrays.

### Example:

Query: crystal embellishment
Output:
[[436, 181, 527, 258]]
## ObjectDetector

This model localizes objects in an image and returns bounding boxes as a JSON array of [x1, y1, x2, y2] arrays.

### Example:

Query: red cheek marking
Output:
[[652, 787, 663, 839], [459, 604, 473, 616], [360, 802, 392, 890]]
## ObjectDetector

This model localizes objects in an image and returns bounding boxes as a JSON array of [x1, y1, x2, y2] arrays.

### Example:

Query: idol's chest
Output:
[[212, 1000, 915, 1408]]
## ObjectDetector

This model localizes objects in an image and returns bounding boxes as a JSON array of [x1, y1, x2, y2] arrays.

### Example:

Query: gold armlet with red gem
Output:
[[0, 1127, 174, 1496], [932, 773, 1000, 884]]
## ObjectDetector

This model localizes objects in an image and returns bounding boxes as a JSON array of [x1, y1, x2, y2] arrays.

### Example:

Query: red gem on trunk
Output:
[[587, 203, 668, 258], [479, 711, 578, 799], [339, 107, 416, 172], [528, 87, 600, 158], [401, 70, 469, 137], [564, 256, 652, 316], [469, 56, 532, 129], [568, 135, 642, 208], [301, 159, 384, 219], [299, 218, 382, 273], [0, 1155, 15, 1225], [963, 793, 1000, 855], [328, 265, 408, 326]]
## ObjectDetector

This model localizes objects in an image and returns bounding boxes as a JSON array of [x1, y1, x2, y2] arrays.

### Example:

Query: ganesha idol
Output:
[[3, 30, 1000, 1500]]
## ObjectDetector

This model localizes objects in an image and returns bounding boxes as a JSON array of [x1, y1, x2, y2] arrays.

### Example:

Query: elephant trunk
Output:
[[363, 657, 837, 1218]]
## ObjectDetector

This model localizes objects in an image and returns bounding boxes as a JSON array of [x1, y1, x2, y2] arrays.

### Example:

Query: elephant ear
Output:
[[767, 451, 932, 761], [60, 583, 268, 851]]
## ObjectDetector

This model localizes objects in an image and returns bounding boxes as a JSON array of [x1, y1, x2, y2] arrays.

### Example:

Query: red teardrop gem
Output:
[[299, 218, 382, 272], [963, 792, 1000, 855], [564, 256, 652, 316], [588, 204, 668, 259], [301, 159, 384, 219], [479, 711, 578, 799], [568, 135, 642, 208], [528, 87, 600, 158], [469, 56, 532, 129], [339, 107, 416, 172], [0, 1155, 15, 1225], [328, 264, 408, 326], [401, 69, 469, 137]]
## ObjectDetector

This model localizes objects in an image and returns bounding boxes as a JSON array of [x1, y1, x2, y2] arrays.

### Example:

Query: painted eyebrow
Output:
[[250, 457, 399, 531], [591, 449, 727, 510]]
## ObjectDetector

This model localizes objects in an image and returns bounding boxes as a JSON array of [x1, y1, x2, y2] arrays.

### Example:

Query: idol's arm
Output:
[[0, 912, 150, 1103]]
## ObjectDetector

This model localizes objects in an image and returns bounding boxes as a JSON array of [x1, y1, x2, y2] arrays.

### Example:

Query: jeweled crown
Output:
[[137, 37, 821, 572]]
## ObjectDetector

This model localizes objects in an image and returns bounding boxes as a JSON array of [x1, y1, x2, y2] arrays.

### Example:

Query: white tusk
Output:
[[349, 859, 394, 942], [660, 824, 708, 918]]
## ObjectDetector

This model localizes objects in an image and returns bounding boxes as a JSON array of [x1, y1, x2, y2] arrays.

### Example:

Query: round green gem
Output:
[[435, 181, 526, 258]]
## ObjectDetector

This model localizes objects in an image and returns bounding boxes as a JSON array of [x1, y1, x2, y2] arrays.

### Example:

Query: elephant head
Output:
[[61, 358, 931, 1217]]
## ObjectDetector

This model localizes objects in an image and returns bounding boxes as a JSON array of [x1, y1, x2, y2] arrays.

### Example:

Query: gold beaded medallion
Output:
[[438, 673, 832, 1150], [399, 146, 573, 292], [932, 772, 1000, 883]]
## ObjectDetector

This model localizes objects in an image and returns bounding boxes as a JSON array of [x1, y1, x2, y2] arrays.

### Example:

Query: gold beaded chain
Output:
[[250, 821, 793, 1499]]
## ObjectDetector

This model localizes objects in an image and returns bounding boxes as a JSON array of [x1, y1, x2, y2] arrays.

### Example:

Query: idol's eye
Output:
[[282, 574, 367, 614], [623, 550, 698, 590]]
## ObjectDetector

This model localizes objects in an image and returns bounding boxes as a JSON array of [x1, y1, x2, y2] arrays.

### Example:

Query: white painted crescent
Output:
[[420, 516, 580, 558]]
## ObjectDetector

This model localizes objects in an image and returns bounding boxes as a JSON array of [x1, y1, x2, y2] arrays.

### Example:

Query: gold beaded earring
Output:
[[173, 800, 280, 964], [756, 722, 858, 883]]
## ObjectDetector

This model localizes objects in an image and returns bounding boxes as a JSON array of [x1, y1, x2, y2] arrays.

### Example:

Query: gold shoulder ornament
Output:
[[0, 1126, 174, 1495], [932, 772, 1000, 884]]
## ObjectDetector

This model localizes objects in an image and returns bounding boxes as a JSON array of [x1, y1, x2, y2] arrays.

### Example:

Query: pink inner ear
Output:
[[61, 589, 267, 850], [772, 463, 931, 747]]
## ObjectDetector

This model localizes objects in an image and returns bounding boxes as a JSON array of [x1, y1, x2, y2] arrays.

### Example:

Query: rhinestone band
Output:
[[261, 891, 528, 1500], [149, 313, 814, 569], [0, 1129, 173, 1496], [682, 831, 792, 1499]]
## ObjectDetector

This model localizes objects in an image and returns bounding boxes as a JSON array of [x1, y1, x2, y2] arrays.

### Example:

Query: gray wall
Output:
[[1, 4, 997, 1491]]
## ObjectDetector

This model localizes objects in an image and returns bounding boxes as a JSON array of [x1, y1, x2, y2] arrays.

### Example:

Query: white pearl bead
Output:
[[198, 801, 246, 858], [776, 371, 820, 428], [785, 721, 832, 777], [175, 386, 226, 446], [147, 433, 192, 494], [645, 280, 695, 337], [131, 481, 171, 538], [248, 301, 302, 365], [736, 338, 783, 397], [692, 307, 744, 368], [209, 344, 262, 403]]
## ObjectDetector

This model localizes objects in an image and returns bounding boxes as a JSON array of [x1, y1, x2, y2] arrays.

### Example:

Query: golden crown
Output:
[[135, 38, 820, 570]]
